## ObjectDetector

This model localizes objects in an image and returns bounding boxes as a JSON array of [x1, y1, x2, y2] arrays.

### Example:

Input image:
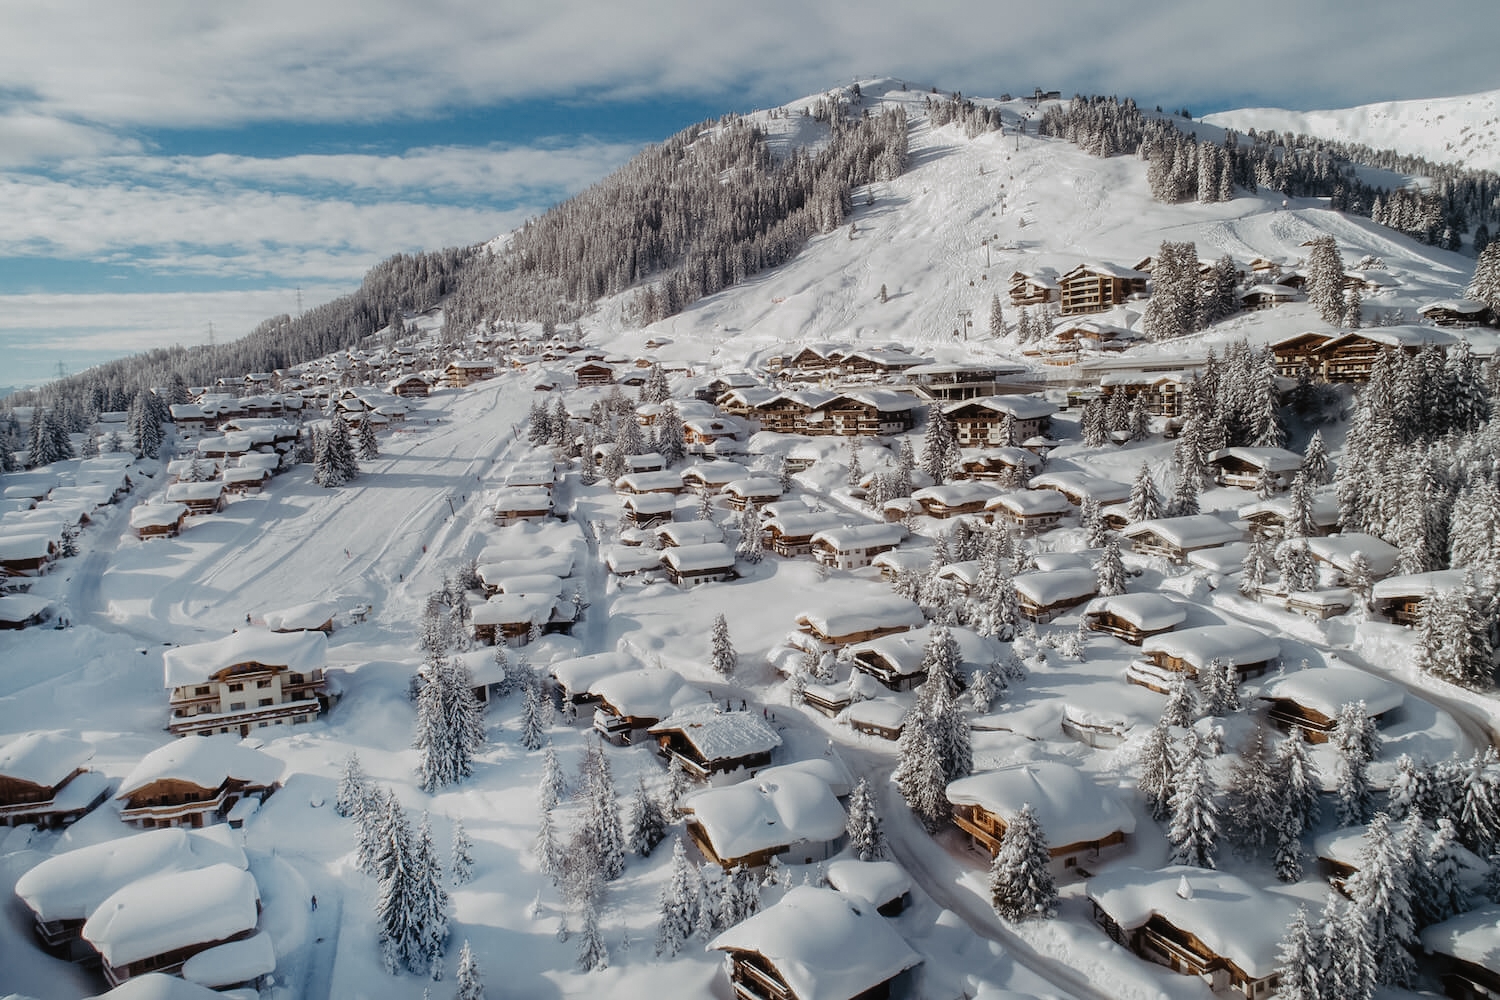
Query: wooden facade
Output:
[[1058, 264, 1147, 316]]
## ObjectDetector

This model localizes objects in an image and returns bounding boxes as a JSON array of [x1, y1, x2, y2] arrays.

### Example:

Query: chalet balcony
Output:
[[168, 697, 321, 736], [120, 787, 228, 826], [1138, 921, 1216, 978], [731, 957, 794, 1000]]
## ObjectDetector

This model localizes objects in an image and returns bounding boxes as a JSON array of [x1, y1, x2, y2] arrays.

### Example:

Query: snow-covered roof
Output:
[[260, 600, 338, 632], [0, 731, 93, 787], [117, 738, 282, 798], [1012, 568, 1098, 606], [1419, 298, 1491, 316], [810, 522, 907, 551], [797, 594, 926, 640], [945, 394, 1057, 420], [1032, 552, 1092, 572], [910, 482, 1000, 506], [1083, 593, 1187, 631], [550, 650, 641, 693], [848, 625, 999, 676], [661, 541, 737, 573], [967, 446, 1043, 470], [1304, 533, 1400, 578], [1027, 472, 1132, 504], [1122, 514, 1242, 550], [1371, 568, 1468, 601], [754, 756, 856, 798], [180, 929, 277, 987], [1142, 625, 1279, 668], [685, 768, 846, 861], [823, 859, 912, 908], [1185, 541, 1251, 575], [92, 973, 230, 1000], [764, 510, 849, 537], [621, 491, 679, 515], [870, 549, 930, 576], [657, 521, 725, 546], [1317, 820, 1486, 883], [490, 487, 553, 512], [84, 863, 260, 969], [1326, 324, 1456, 349], [986, 490, 1073, 516], [476, 549, 576, 580], [471, 591, 559, 626], [709, 886, 922, 1000], [129, 503, 189, 530], [1420, 902, 1500, 967], [682, 460, 751, 486], [0, 592, 54, 624], [162, 628, 327, 688], [1260, 666, 1404, 719], [648, 707, 782, 761], [1236, 493, 1341, 527], [487, 573, 565, 597], [615, 470, 685, 492], [1085, 866, 1297, 979], [946, 762, 1135, 847], [721, 476, 784, 499], [0, 532, 56, 560], [604, 545, 665, 574], [16, 827, 248, 923], [1207, 447, 1305, 473], [843, 698, 908, 731], [590, 668, 709, 720]]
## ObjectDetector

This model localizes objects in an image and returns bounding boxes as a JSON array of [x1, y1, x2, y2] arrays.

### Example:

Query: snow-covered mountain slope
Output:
[[1203, 89, 1500, 173], [580, 82, 1482, 371]]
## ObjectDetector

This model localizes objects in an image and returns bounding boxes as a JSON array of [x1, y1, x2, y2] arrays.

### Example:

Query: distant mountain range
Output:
[[1205, 89, 1500, 173]]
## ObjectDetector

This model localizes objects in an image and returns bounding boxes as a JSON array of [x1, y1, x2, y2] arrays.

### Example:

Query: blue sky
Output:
[[1, 0, 1494, 388]]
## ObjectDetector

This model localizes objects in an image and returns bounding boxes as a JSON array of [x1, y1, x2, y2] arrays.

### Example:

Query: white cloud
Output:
[[0, 112, 142, 165], [0, 1, 1489, 131]]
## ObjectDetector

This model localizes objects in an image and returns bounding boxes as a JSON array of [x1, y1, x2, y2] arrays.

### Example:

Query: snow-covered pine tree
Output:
[[735, 500, 763, 563], [454, 940, 484, 1000], [1238, 533, 1271, 597], [627, 773, 669, 857], [359, 414, 380, 460], [575, 888, 609, 972], [1278, 539, 1319, 594], [654, 400, 686, 466], [1161, 672, 1196, 728], [1137, 716, 1176, 821], [662, 754, 690, 819], [538, 741, 567, 812], [1285, 471, 1316, 541], [845, 435, 864, 489], [336, 752, 368, 818], [988, 802, 1057, 920], [1094, 538, 1126, 597], [1271, 734, 1321, 881], [654, 838, 696, 957], [710, 613, 737, 678], [374, 792, 426, 974], [989, 292, 1005, 337], [1168, 728, 1220, 868], [1080, 496, 1107, 548], [893, 717, 951, 832], [1321, 888, 1377, 1000], [1421, 816, 1471, 926], [535, 805, 562, 882], [1333, 701, 1379, 827], [1457, 750, 1500, 857], [1306, 235, 1347, 326], [518, 668, 548, 751], [846, 777, 888, 861], [1081, 398, 1109, 448], [1166, 468, 1200, 517], [1345, 811, 1417, 987], [1273, 906, 1324, 1000], [921, 404, 959, 485], [1225, 728, 1278, 855], [1303, 429, 1331, 486], [1126, 463, 1162, 523], [413, 812, 450, 976], [1467, 240, 1500, 313], [641, 363, 670, 405], [450, 819, 474, 886]]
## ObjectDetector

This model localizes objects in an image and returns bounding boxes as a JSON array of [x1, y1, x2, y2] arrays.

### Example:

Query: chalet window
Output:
[[230, 701, 246, 711], [259, 698, 273, 707], [228, 682, 244, 692], [256, 679, 272, 689], [194, 686, 211, 696], [289, 673, 304, 684]]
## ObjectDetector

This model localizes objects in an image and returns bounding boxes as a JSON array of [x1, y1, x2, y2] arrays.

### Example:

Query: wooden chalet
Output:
[[648, 707, 782, 782], [1420, 903, 1500, 1000], [470, 591, 562, 645], [1098, 371, 1190, 418], [985, 489, 1072, 532], [83, 863, 263, 988], [169, 403, 212, 439], [614, 470, 686, 495], [164, 629, 331, 737], [681, 461, 751, 492], [1237, 284, 1299, 311], [684, 768, 846, 869], [1013, 568, 1099, 623], [1008, 268, 1059, 306], [910, 482, 999, 519], [944, 395, 1056, 448], [1303, 532, 1400, 584], [824, 859, 913, 917], [958, 446, 1042, 482], [1371, 569, 1467, 626], [0, 732, 108, 829], [1419, 298, 1494, 328], [491, 487, 554, 524], [1312, 326, 1456, 383], [0, 593, 55, 630], [587, 668, 709, 745], [0, 532, 60, 576], [164, 481, 227, 516], [903, 362, 1030, 402], [721, 477, 783, 510], [1082, 593, 1187, 645], [131, 502, 190, 540], [709, 887, 921, 1000], [1028, 471, 1133, 507], [1121, 515, 1242, 563], [619, 491, 677, 529], [817, 390, 919, 436], [661, 542, 737, 587], [809, 522, 906, 570], [1260, 666, 1403, 743], [948, 762, 1134, 870], [844, 699, 906, 740], [387, 373, 432, 398], [1058, 262, 1148, 315], [1088, 866, 1296, 999], [1236, 493, 1341, 539], [1127, 625, 1278, 692], [761, 510, 847, 558], [848, 625, 996, 692], [115, 739, 282, 829], [1206, 447, 1304, 491], [440, 359, 497, 387], [574, 362, 615, 386], [796, 595, 925, 648], [837, 347, 925, 378]]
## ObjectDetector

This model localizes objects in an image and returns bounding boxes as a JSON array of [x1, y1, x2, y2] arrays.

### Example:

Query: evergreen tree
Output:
[[663, 754, 690, 819], [1126, 463, 1162, 523], [450, 819, 474, 886], [535, 805, 562, 882], [414, 658, 487, 793], [1457, 750, 1500, 856], [1302, 429, 1332, 486], [1466, 240, 1500, 313], [893, 718, 950, 832], [1423, 817, 1471, 926], [413, 813, 450, 976], [454, 940, 484, 1000], [375, 793, 426, 974], [580, 739, 626, 881], [1225, 729, 1279, 855], [921, 404, 960, 485], [1239, 533, 1271, 597], [1168, 728, 1220, 868], [336, 752, 368, 818], [988, 292, 1005, 337], [1094, 538, 1126, 597], [735, 500, 763, 563], [846, 777, 888, 861], [654, 400, 686, 466], [1345, 812, 1417, 986], [1166, 468, 1200, 517], [627, 774, 669, 857], [1161, 672, 1196, 729], [359, 414, 380, 460], [988, 802, 1057, 920], [538, 741, 567, 812], [1081, 496, 1108, 548], [655, 839, 696, 957], [576, 889, 609, 972], [1081, 398, 1110, 448], [1306, 235, 1347, 325], [1333, 702, 1379, 826], [1279, 538, 1319, 594], [710, 613, 737, 677], [1137, 716, 1176, 821], [518, 668, 549, 751], [1274, 906, 1325, 1000]]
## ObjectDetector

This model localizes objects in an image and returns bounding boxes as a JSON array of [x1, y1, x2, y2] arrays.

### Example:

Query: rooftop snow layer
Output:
[[649, 707, 782, 761], [946, 761, 1135, 848], [797, 594, 925, 640], [117, 738, 282, 798], [1083, 593, 1188, 631], [1142, 625, 1279, 668], [590, 668, 709, 720], [1260, 666, 1404, 718], [1122, 514, 1242, 550], [83, 863, 260, 968], [162, 628, 327, 688], [1304, 533, 1400, 577], [709, 886, 922, 1000], [1013, 568, 1099, 606], [823, 859, 912, 908], [1419, 902, 1500, 966], [686, 768, 846, 861], [180, 929, 277, 987], [260, 600, 338, 632], [0, 731, 93, 787]]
